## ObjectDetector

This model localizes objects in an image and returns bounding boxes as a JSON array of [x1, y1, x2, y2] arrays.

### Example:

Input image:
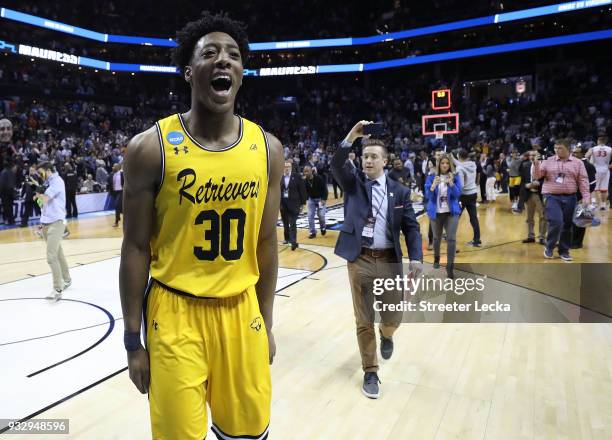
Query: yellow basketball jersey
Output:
[[150, 113, 270, 298]]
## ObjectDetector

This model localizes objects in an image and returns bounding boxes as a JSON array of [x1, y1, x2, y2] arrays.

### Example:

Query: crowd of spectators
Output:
[[1, 55, 610, 226]]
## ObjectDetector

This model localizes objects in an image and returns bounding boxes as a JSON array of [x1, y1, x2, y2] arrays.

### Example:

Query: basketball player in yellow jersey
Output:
[[118, 12, 283, 440]]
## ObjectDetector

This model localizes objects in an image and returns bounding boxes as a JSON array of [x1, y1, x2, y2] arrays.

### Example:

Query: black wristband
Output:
[[124, 331, 142, 352]]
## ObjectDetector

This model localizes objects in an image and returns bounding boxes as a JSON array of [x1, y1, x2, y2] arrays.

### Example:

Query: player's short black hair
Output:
[[172, 11, 250, 73]]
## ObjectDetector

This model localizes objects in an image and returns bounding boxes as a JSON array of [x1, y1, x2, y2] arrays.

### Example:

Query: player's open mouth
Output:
[[210, 74, 232, 95]]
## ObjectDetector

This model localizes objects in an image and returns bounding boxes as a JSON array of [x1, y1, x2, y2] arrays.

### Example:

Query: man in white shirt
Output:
[[111, 163, 124, 227], [586, 136, 612, 210], [34, 162, 72, 301]]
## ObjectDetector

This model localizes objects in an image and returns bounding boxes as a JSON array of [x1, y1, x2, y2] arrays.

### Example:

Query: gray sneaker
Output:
[[45, 289, 62, 302], [362, 372, 381, 399], [62, 279, 72, 290], [380, 334, 394, 360]]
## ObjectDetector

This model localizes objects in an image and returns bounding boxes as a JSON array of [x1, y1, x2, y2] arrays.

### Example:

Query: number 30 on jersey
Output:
[[194, 209, 246, 261]]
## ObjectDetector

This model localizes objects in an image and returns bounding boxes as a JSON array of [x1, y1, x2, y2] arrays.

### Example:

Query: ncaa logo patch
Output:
[[167, 131, 184, 145]]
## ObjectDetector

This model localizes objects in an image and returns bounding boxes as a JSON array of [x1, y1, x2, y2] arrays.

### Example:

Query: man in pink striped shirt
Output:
[[533, 138, 589, 261]]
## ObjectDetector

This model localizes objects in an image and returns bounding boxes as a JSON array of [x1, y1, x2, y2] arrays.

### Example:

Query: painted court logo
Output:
[[167, 131, 184, 145], [250, 317, 262, 332]]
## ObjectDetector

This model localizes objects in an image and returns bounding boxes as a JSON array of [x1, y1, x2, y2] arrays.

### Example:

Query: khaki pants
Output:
[[525, 193, 546, 239], [347, 252, 403, 373], [42, 220, 71, 291]]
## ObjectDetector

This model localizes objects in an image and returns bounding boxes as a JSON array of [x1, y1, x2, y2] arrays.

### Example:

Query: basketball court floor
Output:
[[1, 195, 611, 439]]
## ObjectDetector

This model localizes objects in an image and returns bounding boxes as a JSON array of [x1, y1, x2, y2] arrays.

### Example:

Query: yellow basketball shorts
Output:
[[145, 280, 271, 440], [509, 176, 522, 187]]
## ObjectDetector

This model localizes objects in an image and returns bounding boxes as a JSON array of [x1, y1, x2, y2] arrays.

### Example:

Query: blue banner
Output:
[[3, 30, 611, 75]]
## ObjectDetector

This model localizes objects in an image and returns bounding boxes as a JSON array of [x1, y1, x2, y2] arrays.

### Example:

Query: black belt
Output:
[[361, 248, 395, 258]]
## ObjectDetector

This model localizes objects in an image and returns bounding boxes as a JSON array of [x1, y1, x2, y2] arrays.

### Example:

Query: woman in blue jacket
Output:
[[425, 154, 462, 278]]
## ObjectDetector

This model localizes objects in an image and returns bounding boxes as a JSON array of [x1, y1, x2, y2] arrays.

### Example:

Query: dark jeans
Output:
[[1, 193, 14, 224], [331, 178, 343, 199], [571, 224, 586, 247], [114, 191, 123, 224], [501, 171, 509, 193], [280, 207, 298, 244], [66, 190, 78, 218], [21, 200, 37, 226], [431, 213, 460, 270], [544, 194, 576, 255], [479, 175, 487, 202], [459, 193, 481, 243]]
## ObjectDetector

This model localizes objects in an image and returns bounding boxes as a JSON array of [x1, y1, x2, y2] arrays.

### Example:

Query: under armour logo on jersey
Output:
[[174, 146, 189, 155], [250, 317, 262, 332], [250, 144, 257, 151], [152, 320, 159, 330]]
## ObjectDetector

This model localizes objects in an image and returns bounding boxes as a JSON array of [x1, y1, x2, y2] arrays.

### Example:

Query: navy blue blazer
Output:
[[331, 146, 423, 263]]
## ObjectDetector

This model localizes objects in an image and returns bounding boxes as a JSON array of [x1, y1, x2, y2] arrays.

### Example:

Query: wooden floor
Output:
[[1, 195, 612, 439]]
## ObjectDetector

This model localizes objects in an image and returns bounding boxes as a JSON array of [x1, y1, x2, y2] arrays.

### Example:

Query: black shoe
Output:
[[291, 242, 298, 251], [308, 233, 316, 239], [433, 256, 440, 269], [362, 372, 380, 399], [447, 264, 455, 279], [321, 228, 327, 236], [283, 240, 290, 244], [467, 240, 481, 247], [380, 334, 394, 360], [538, 238, 546, 245], [522, 237, 535, 243]]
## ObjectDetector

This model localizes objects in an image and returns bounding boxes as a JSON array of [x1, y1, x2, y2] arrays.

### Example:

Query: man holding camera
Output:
[[519, 150, 546, 245], [34, 162, 72, 301], [20, 165, 42, 227]]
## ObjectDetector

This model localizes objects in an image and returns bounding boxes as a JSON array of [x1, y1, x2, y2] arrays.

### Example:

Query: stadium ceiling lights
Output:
[[2, 29, 610, 75], [0, 1, 610, 50]]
